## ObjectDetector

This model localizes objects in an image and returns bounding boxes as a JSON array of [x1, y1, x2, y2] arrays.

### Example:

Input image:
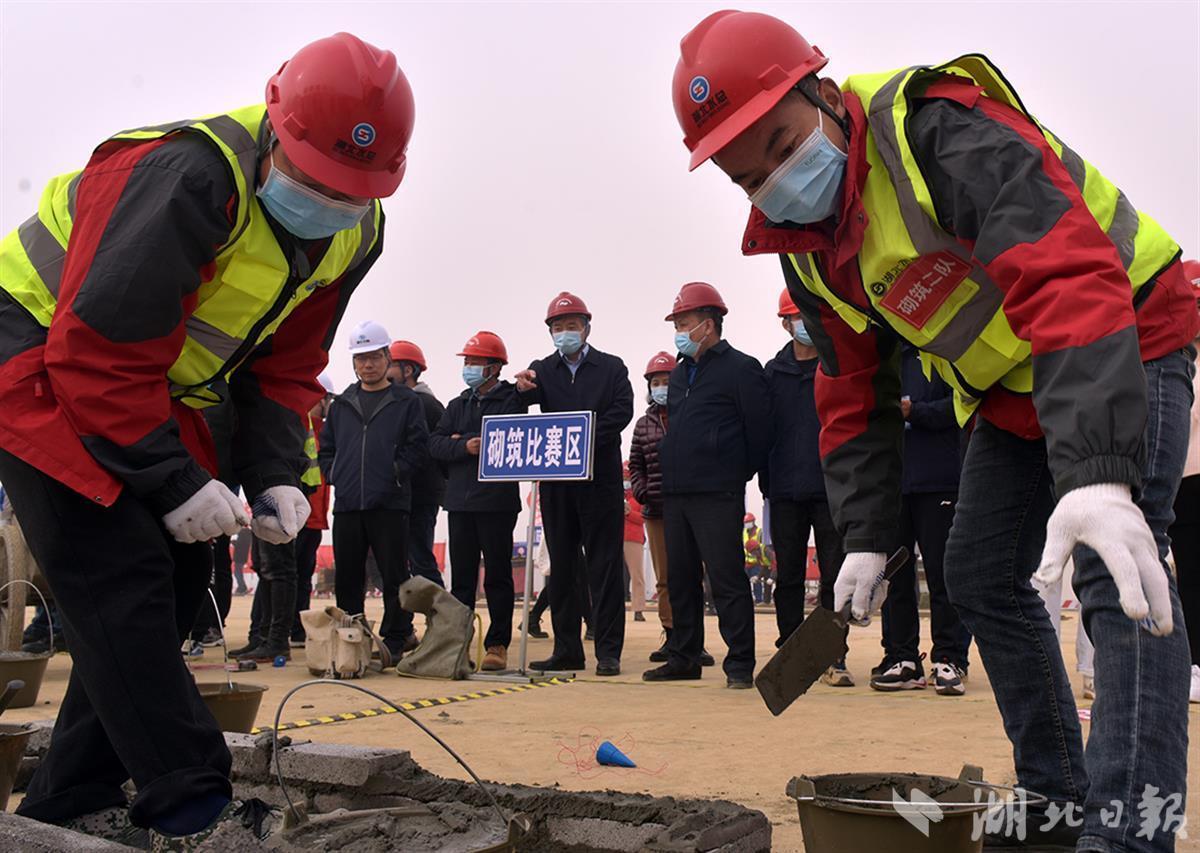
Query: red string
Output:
[[556, 727, 668, 778]]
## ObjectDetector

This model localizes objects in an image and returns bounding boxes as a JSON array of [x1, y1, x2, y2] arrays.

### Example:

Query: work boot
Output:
[[642, 661, 702, 682], [481, 645, 508, 671], [63, 806, 150, 848], [150, 799, 280, 852], [649, 629, 672, 663]]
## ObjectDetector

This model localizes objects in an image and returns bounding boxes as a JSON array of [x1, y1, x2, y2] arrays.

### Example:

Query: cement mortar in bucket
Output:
[[0, 723, 32, 811], [197, 683, 268, 733], [787, 764, 1041, 853]]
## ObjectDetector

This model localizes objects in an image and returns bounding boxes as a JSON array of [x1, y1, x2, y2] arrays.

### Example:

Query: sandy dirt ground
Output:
[[8, 597, 1199, 851]]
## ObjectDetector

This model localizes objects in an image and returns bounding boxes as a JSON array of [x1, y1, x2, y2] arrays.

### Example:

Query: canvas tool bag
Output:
[[300, 606, 391, 678]]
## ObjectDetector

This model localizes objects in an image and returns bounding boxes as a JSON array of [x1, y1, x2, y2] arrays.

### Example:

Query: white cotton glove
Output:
[[1035, 483, 1172, 636], [251, 485, 310, 545], [162, 480, 248, 544], [833, 551, 889, 624]]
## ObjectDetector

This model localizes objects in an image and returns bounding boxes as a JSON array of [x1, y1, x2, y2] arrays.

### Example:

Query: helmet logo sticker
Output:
[[352, 122, 376, 147], [689, 76, 710, 103]]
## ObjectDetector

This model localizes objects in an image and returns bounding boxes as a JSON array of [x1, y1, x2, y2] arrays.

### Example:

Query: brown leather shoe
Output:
[[481, 645, 508, 671]]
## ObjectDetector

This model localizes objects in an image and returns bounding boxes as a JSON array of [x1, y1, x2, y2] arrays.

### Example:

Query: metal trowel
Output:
[[755, 548, 909, 716]]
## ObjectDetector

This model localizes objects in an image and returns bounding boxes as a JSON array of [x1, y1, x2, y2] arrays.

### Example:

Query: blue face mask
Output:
[[462, 365, 489, 389], [749, 110, 847, 225], [257, 151, 370, 240], [791, 319, 813, 346], [675, 321, 706, 359], [553, 330, 584, 356], [650, 386, 669, 406]]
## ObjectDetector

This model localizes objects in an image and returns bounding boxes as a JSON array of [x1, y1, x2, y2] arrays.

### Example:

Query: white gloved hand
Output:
[[162, 480, 248, 544], [833, 551, 889, 624], [1035, 483, 1172, 636], [251, 486, 310, 545]]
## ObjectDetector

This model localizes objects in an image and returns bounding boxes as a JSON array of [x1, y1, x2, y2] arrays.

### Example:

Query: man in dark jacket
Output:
[[515, 292, 634, 676], [319, 321, 429, 659], [765, 290, 852, 684], [644, 282, 769, 688], [388, 340, 447, 593], [871, 345, 971, 695], [431, 331, 527, 671]]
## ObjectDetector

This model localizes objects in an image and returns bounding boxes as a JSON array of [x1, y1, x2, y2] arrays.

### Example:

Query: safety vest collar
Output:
[[741, 92, 872, 264]]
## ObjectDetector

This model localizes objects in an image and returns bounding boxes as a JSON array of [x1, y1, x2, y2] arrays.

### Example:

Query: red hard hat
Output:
[[666, 281, 729, 321], [673, 11, 829, 171], [388, 340, 427, 371], [778, 288, 801, 317], [266, 32, 415, 199], [644, 351, 678, 378], [744, 513, 756, 524], [545, 292, 592, 325], [1184, 259, 1200, 294], [457, 330, 509, 364]]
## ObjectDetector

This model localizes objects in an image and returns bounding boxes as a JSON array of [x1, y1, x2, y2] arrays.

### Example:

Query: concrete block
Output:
[[546, 816, 667, 852], [225, 732, 270, 781], [0, 812, 137, 851], [274, 741, 412, 786], [23, 719, 54, 757]]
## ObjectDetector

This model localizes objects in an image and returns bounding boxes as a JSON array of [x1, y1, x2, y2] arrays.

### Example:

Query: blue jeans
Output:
[[945, 350, 1192, 852]]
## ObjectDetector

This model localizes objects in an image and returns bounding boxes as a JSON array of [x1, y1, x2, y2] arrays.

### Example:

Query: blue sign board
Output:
[[478, 411, 594, 482]]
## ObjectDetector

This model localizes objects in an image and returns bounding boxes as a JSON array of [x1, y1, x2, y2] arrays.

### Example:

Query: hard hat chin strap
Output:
[[795, 76, 850, 141]]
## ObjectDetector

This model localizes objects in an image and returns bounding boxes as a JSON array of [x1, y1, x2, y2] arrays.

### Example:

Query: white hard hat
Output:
[[347, 320, 391, 355], [317, 372, 335, 394]]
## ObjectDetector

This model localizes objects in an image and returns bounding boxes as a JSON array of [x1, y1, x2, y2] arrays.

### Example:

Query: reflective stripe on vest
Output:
[[0, 105, 382, 409], [788, 55, 1179, 424]]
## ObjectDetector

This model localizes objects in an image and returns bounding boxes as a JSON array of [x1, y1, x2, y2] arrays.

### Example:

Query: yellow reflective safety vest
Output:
[[0, 104, 382, 408], [785, 55, 1179, 424], [302, 416, 322, 488]]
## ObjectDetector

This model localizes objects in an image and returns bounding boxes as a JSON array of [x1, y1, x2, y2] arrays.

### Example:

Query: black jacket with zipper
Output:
[[660, 340, 769, 495], [410, 382, 448, 508], [318, 382, 429, 513], [518, 345, 634, 486], [763, 343, 826, 502], [430, 380, 528, 513]]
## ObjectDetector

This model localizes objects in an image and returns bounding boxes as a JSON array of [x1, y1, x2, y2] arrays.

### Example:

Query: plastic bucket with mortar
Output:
[[197, 683, 267, 733], [787, 765, 1041, 853], [0, 723, 32, 811]]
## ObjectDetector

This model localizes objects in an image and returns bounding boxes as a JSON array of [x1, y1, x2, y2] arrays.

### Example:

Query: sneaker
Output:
[[642, 661, 702, 682], [481, 645, 508, 671], [932, 661, 966, 696], [1082, 675, 1096, 700], [821, 661, 855, 687], [63, 806, 150, 847], [150, 799, 279, 852], [1190, 665, 1199, 704], [182, 640, 204, 658], [198, 628, 224, 648], [870, 659, 926, 691]]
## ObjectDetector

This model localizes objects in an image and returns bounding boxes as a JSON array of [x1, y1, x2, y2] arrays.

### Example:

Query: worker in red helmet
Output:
[[673, 11, 1198, 848], [643, 282, 768, 688], [515, 292, 634, 676], [387, 340, 448, 594], [432, 332, 527, 672], [0, 32, 414, 846]]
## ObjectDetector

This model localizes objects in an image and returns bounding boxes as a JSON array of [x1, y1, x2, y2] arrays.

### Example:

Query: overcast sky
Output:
[[2, 1, 1197, 518]]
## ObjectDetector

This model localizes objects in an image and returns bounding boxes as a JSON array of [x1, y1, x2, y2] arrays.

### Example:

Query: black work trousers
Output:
[[189, 534, 233, 641], [665, 492, 755, 678], [333, 509, 413, 645], [881, 490, 971, 667], [408, 502, 444, 587], [770, 498, 845, 646], [540, 480, 625, 663], [1169, 474, 1200, 665], [0, 449, 231, 828], [529, 546, 590, 627], [448, 511, 518, 648], [291, 527, 322, 639]]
